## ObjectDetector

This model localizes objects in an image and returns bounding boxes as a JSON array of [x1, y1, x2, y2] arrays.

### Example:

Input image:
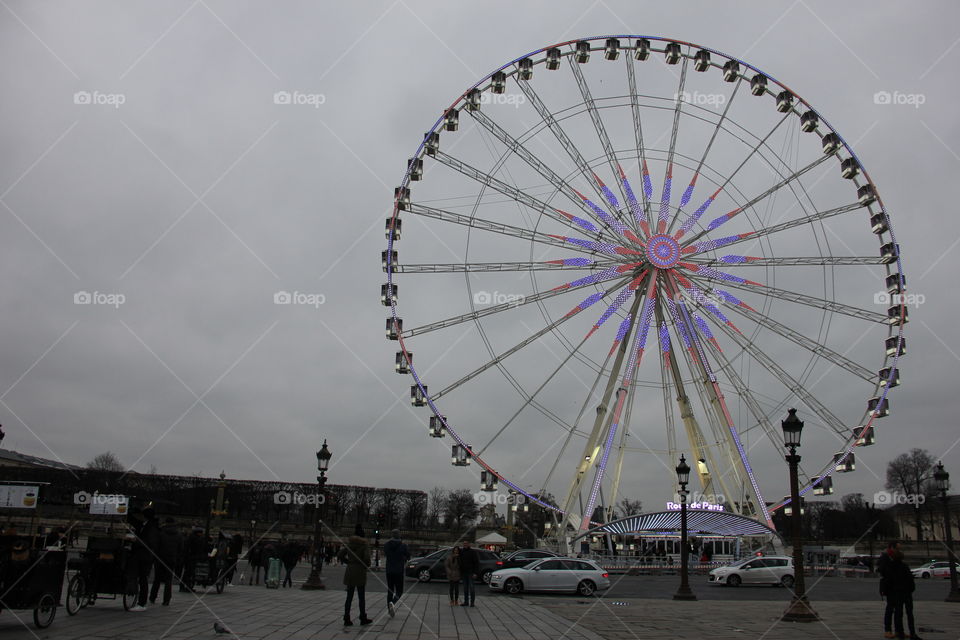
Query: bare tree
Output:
[[443, 489, 479, 531], [886, 448, 936, 541], [427, 487, 446, 528], [87, 451, 124, 472], [616, 497, 644, 519]]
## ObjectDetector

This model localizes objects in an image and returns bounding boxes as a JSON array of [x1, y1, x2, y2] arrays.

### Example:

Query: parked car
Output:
[[911, 561, 959, 579], [708, 556, 795, 587], [404, 547, 501, 584], [489, 558, 610, 596], [496, 549, 561, 570]]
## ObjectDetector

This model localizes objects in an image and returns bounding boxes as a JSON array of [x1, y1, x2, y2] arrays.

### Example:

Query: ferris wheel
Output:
[[383, 36, 906, 541]]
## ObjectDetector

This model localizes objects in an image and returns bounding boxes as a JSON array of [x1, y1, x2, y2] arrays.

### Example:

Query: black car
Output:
[[404, 547, 501, 584], [496, 548, 561, 570]]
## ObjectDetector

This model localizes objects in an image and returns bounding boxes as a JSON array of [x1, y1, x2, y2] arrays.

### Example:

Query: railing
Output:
[[586, 555, 875, 578]]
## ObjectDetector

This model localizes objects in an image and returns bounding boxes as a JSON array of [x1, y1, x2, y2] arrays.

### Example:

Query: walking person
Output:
[[444, 546, 462, 605], [126, 506, 160, 611], [383, 529, 410, 617], [150, 518, 183, 606], [225, 534, 243, 586], [458, 540, 479, 607], [280, 539, 299, 588], [338, 524, 372, 626], [887, 549, 922, 640], [182, 526, 206, 592], [247, 541, 263, 586], [878, 540, 900, 638]]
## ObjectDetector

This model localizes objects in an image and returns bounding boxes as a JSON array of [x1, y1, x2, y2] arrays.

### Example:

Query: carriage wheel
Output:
[[33, 593, 56, 629], [66, 574, 85, 615]]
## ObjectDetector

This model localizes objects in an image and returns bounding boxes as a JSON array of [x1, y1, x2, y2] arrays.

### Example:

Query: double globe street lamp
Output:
[[932, 462, 960, 602], [302, 440, 332, 590], [673, 454, 696, 601], [780, 408, 818, 622]]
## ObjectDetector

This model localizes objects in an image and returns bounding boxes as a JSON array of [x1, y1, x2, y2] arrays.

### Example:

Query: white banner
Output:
[[0, 485, 39, 509], [87, 494, 129, 516]]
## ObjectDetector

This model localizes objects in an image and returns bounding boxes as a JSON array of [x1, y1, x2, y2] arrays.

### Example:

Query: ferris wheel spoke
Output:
[[698, 201, 865, 251], [625, 51, 654, 227], [392, 258, 617, 274], [690, 255, 888, 267], [467, 109, 624, 235], [431, 150, 618, 242], [657, 53, 689, 233], [682, 151, 832, 245], [686, 273, 888, 323], [431, 277, 632, 400], [406, 202, 605, 257]]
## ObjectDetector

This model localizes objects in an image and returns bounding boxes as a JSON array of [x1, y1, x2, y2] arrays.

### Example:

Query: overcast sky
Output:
[[1, 1, 958, 521]]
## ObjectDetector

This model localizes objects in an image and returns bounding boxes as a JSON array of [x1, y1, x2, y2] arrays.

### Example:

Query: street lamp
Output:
[[933, 462, 960, 602], [302, 440, 332, 590], [673, 454, 696, 601], [780, 409, 818, 622]]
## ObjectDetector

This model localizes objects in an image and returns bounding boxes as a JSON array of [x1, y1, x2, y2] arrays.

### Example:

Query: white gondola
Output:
[[813, 475, 834, 496], [886, 272, 905, 295], [385, 317, 402, 340], [693, 49, 710, 71], [834, 451, 856, 472], [750, 74, 767, 96], [396, 351, 411, 374], [452, 444, 471, 466], [491, 71, 507, 94], [481, 470, 498, 491], [776, 90, 794, 112], [871, 212, 888, 235], [518, 57, 533, 80], [783, 496, 805, 516], [880, 242, 898, 264], [885, 336, 906, 357], [664, 42, 681, 64], [408, 157, 423, 181], [385, 217, 401, 241], [465, 88, 481, 112], [722, 59, 740, 82], [395, 186, 410, 210], [604, 38, 620, 60], [854, 425, 876, 446], [821, 132, 841, 155], [381, 283, 397, 306], [546, 47, 561, 70], [444, 109, 459, 131], [634, 38, 651, 60], [800, 110, 819, 132], [575, 41, 590, 63], [424, 131, 440, 156], [887, 305, 908, 326], [411, 384, 428, 407], [429, 415, 446, 438], [381, 250, 396, 272], [868, 396, 889, 418], [857, 184, 876, 205], [841, 157, 860, 179]]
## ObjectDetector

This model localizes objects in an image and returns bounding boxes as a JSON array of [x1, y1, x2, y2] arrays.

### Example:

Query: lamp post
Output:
[[302, 440, 332, 590], [673, 454, 696, 601], [780, 409, 818, 622], [205, 471, 229, 537], [933, 462, 960, 602]]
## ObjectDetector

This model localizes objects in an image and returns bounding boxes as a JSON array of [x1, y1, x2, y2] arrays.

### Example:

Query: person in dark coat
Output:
[[225, 534, 243, 586], [383, 529, 410, 616], [149, 518, 183, 605], [280, 540, 300, 588], [126, 506, 160, 611], [886, 549, 921, 640], [458, 540, 480, 607], [878, 540, 900, 638], [182, 527, 207, 592], [247, 541, 263, 585], [337, 524, 372, 626]]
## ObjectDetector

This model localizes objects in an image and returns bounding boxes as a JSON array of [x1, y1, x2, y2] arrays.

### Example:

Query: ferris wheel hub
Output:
[[645, 234, 681, 269]]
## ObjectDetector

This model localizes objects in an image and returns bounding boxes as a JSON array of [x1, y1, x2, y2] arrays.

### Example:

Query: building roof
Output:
[[0, 448, 82, 471]]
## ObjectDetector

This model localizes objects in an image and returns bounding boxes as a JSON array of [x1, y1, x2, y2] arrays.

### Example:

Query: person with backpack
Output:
[[383, 529, 410, 617], [338, 524, 372, 626]]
